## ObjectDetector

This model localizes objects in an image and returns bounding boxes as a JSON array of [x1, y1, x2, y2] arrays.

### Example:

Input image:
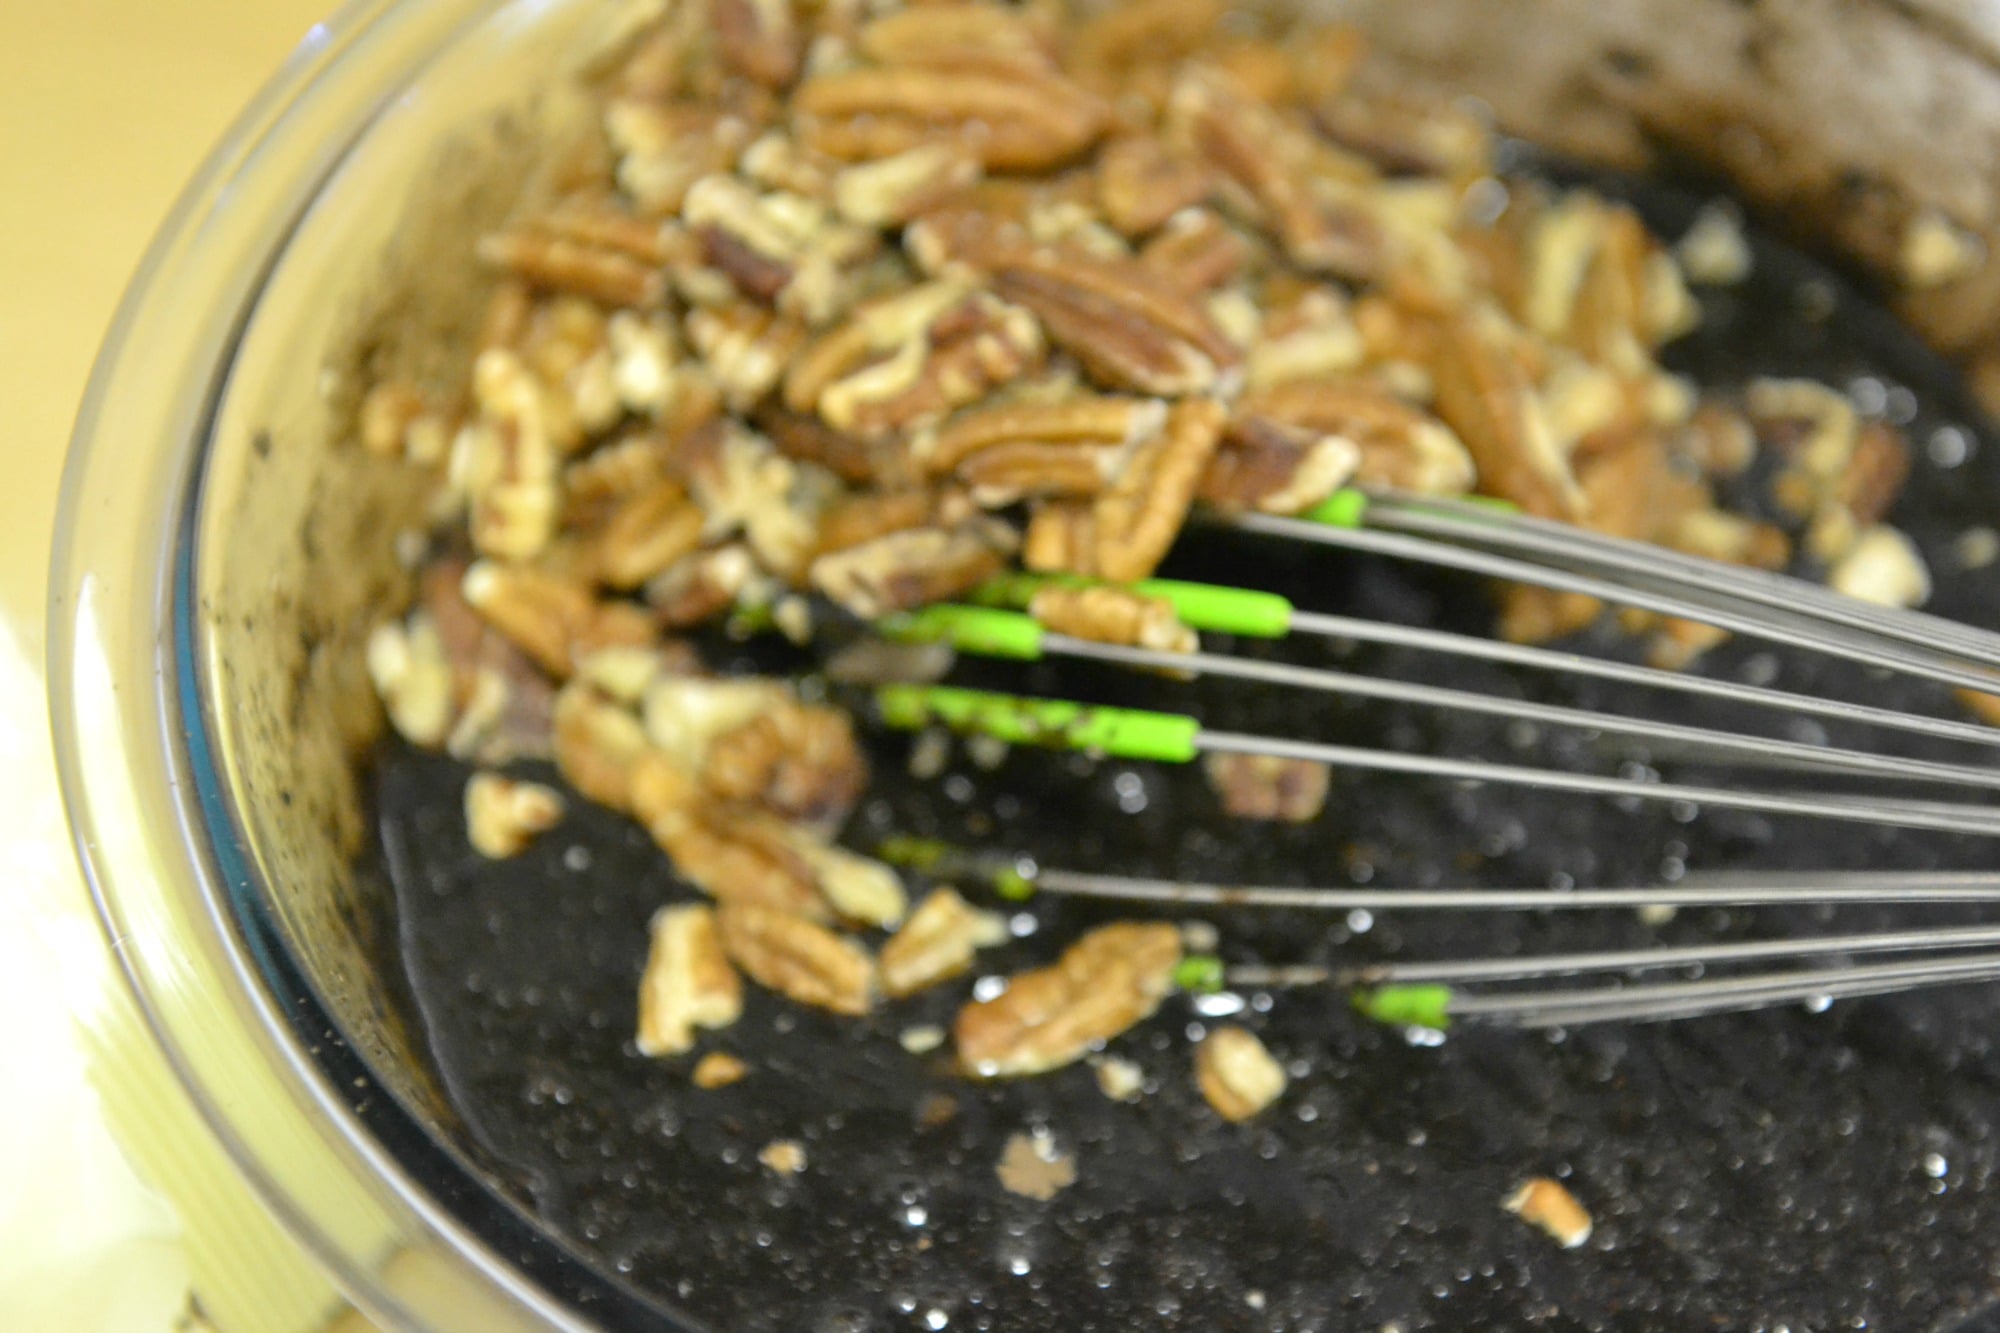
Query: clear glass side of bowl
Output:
[[47, 0, 691, 1327]]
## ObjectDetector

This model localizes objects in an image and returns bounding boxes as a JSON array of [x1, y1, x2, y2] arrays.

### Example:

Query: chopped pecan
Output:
[[699, 694, 869, 825], [360, 382, 435, 459], [477, 203, 669, 308], [679, 422, 839, 577], [1194, 1025, 1287, 1121], [755, 407, 884, 484], [682, 174, 877, 323], [711, 0, 800, 89], [1664, 509, 1791, 571], [815, 489, 941, 556], [636, 904, 745, 1057], [631, 753, 833, 918], [564, 432, 677, 527], [879, 887, 1009, 998], [790, 838, 907, 927], [994, 1130, 1076, 1200], [1203, 411, 1360, 515], [856, 2, 1056, 75], [1674, 400, 1757, 479], [588, 478, 707, 589], [809, 517, 1017, 617], [691, 1051, 750, 1088], [1427, 311, 1581, 519], [1097, 136, 1214, 237], [1029, 584, 1196, 656], [1504, 1178, 1593, 1249], [684, 300, 809, 411], [1168, 68, 1386, 281], [983, 243, 1241, 397], [954, 922, 1182, 1077], [1828, 525, 1931, 609], [832, 144, 983, 228], [1068, 0, 1225, 93], [794, 64, 1108, 172], [759, 1139, 809, 1175], [1087, 396, 1225, 581], [646, 544, 758, 627], [604, 99, 755, 215], [716, 902, 876, 1015], [787, 283, 1045, 439], [464, 773, 566, 859], [367, 614, 456, 748], [1575, 428, 1706, 545], [458, 348, 561, 560], [461, 560, 657, 678], [1311, 85, 1492, 181], [1138, 208, 1251, 294], [1838, 421, 1913, 530], [1497, 585, 1603, 645], [1900, 209, 1984, 290], [1203, 751, 1330, 822], [552, 684, 653, 812]]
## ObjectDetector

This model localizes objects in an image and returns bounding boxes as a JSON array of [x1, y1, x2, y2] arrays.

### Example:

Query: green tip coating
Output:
[[875, 836, 955, 872], [1352, 983, 1454, 1030], [873, 684, 1202, 763], [878, 604, 1046, 659], [993, 867, 1037, 901], [1173, 955, 1227, 994], [970, 574, 1292, 639], [1302, 487, 1370, 529]]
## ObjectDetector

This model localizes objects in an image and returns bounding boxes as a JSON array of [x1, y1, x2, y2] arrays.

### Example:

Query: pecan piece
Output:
[[716, 903, 877, 1015], [1202, 751, 1330, 823], [461, 560, 657, 679], [1243, 378, 1474, 497], [815, 489, 942, 557], [642, 676, 866, 823], [691, 1051, 750, 1088], [604, 99, 755, 215], [367, 613, 455, 748], [683, 301, 809, 411], [1311, 86, 1492, 181], [552, 684, 653, 812], [985, 245, 1241, 397], [464, 773, 566, 859], [1828, 525, 1932, 609], [476, 213, 668, 308], [646, 544, 758, 627], [1087, 396, 1225, 581], [1194, 1025, 1287, 1121], [1202, 412, 1360, 515], [1028, 585, 1196, 656], [458, 349, 561, 560], [1427, 311, 1581, 519], [711, 0, 800, 89], [636, 904, 745, 1057], [919, 395, 1164, 507], [631, 754, 833, 919], [682, 174, 877, 323], [832, 144, 983, 228], [809, 517, 1017, 618], [1097, 136, 1213, 237], [856, 3, 1056, 75], [588, 478, 707, 589], [1137, 208, 1251, 295], [954, 922, 1182, 1077], [1504, 1178, 1593, 1249], [1168, 68, 1386, 281], [879, 887, 1009, 998], [794, 65, 1109, 172], [1243, 284, 1366, 390]]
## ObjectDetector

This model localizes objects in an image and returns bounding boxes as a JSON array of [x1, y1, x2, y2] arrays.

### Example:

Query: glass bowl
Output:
[[48, 0, 2000, 1327]]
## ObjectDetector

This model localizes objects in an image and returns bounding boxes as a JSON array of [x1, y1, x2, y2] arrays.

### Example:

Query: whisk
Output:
[[840, 487, 2000, 1029]]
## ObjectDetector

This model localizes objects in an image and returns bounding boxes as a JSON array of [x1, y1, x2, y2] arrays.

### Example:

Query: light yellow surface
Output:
[[0, 2, 352, 1329]]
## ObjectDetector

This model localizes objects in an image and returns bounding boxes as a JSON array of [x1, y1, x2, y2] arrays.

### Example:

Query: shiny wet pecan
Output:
[[716, 902, 877, 1016], [1201, 412, 1360, 515], [631, 753, 833, 919], [954, 921, 1182, 1077], [808, 516, 1018, 618], [1242, 377, 1474, 497], [636, 904, 745, 1057]]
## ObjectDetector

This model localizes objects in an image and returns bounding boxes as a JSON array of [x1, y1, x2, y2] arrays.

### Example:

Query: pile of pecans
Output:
[[362, 0, 1922, 1100]]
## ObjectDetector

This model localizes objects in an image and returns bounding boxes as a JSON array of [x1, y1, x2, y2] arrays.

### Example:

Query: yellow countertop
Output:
[[0, 3, 354, 1329]]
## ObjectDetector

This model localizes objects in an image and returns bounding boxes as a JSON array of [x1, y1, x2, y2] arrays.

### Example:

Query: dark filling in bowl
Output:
[[373, 168, 2000, 1332]]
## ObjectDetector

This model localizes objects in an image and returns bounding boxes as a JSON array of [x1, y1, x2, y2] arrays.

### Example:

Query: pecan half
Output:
[[1202, 412, 1360, 515], [631, 754, 833, 919], [856, 3, 1056, 75], [711, 0, 801, 89], [1086, 396, 1225, 581], [645, 544, 758, 627], [636, 904, 745, 1057], [1028, 584, 1196, 656], [1168, 67, 1386, 281], [919, 395, 1165, 507], [1097, 136, 1214, 237], [1194, 1025, 1287, 1121], [1243, 378, 1474, 496], [716, 903, 877, 1015], [879, 887, 1011, 997], [461, 560, 657, 679], [700, 693, 869, 825], [1202, 751, 1330, 822], [477, 205, 670, 308], [1427, 311, 1581, 519], [794, 64, 1109, 172], [1137, 208, 1252, 294], [809, 517, 1017, 618], [587, 477, 707, 589], [552, 684, 653, 812], [954, 922, 1182, 1077], [832, 144, 983, 229]]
